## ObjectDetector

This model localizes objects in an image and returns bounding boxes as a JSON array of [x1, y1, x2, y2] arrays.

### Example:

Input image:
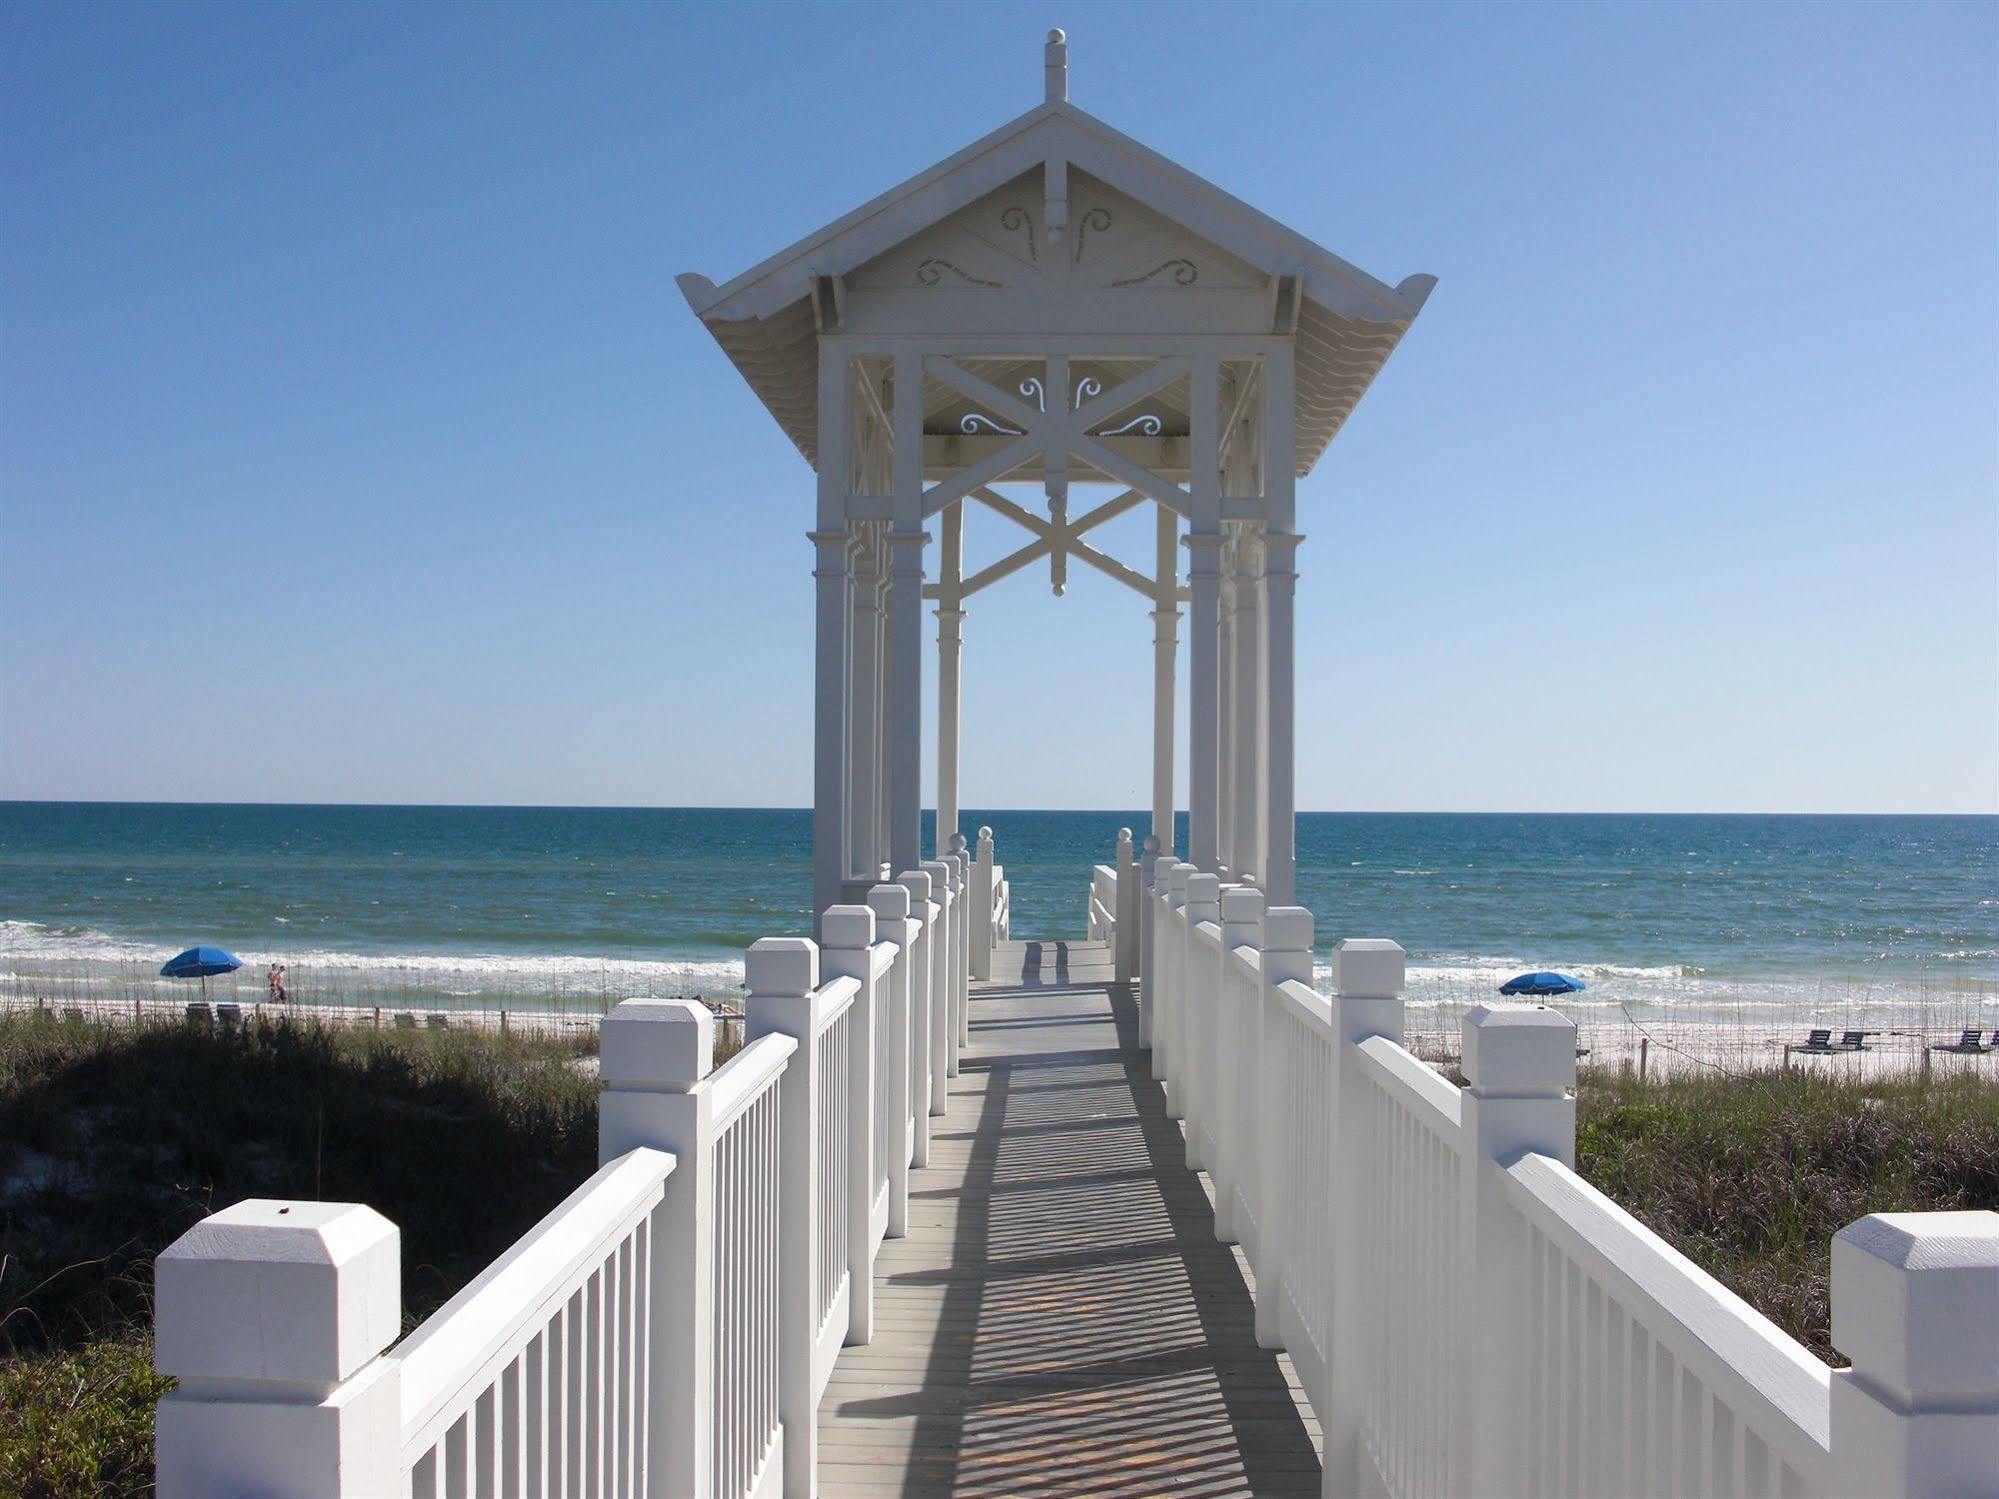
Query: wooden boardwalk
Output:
[[819, 940, 1323, 1497]]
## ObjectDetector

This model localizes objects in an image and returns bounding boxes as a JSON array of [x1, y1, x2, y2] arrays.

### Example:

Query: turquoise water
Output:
[[2, 803, 1993, 1021]]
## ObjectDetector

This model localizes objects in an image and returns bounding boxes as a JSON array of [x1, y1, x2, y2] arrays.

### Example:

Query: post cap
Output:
[[1332, 938, 1405, 1000], [1118, 827, 1133, 845], [897, 868, 933, 902], [948, 832, 968, 853], [978, 826, 993, 841], [1185, 872, 1221, 908], [1461, 1001, 1576, 1094], [746, 936, 817, 998], [1168, 862, 1194, 895], [1833, 1211, 1999, 1401], [1143, 834, 1161, 854], [1220, 886, 1266, 923], [867, 883, 911, 922], [821, 904, 877, 950], [602, 997, 714, 1087], [1261, 906, 1314, 953], [155, 1200, 400, 1385]]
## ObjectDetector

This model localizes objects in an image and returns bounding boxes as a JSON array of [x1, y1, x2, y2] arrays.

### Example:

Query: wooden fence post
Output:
[[970, 829, 996, 980], [1159, 862, 1195, 1117], [1212, 883, 1263, 1243], [1830, 1210, 1999, 1498], [897, 868, 946, 1126], [1453, 999, 1577, 1499], [818, 905, 879, 1348], [1114, 829, 1137, 983], [744, 937, 821, 1499], [599, 997, 718, 1499], [1254, 905, 1312, 1352], [154, 1200, 402, 1499], [1179, 873, 1220, 1170], [920, 859, 957, 1068], [1137, 837, 1162, 1048], [1324, 939, 1408, 1498], [867, 881, 915, 1239]]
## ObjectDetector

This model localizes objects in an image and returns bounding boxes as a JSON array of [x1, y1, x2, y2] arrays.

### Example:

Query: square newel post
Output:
[[947, 835, 971, 1055], [744, 938, 822, 1499], [1211, 883, 1263, 1244], [969, 829, 996, 980], [897, 868, 946, 1125], [921, 858, 957, 1072], [1324, 939, 1409, 1499], [818, 905, 880, 1347], [1179, 872, 1221, 1169], [1830, 1211, 1999, 1498], [1451, 999, 1577, 1499], [1136, 837, 1162, 1048], [1254, 906, 1313, 1351], [809, 530, 852, 929], [155, 1200, 402, 1499], [1159, 861, 1195, 1116], [1114, 829, 1138, 984], [599, 997, 720, 1499], [867, 881, 915, 1239]]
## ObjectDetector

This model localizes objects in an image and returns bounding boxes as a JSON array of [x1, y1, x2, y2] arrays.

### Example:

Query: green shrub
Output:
[[1577, 1067, 1999, 1360], [0, 1338, 167, 1499]]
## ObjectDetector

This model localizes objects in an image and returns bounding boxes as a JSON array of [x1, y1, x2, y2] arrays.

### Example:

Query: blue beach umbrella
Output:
[[162, 945, 242, 998], [1500, 971, 1587, 997]]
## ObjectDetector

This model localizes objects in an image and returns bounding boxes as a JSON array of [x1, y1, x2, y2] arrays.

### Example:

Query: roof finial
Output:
[[1044, 28, 1068, 104]]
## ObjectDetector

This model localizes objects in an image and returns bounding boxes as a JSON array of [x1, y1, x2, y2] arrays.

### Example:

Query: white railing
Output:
[[1111, 842, 1999, 1499], [154, 834, 989, 1499]]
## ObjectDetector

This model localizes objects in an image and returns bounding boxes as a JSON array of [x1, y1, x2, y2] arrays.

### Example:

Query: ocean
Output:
[[1, 803, 1993, 1027]]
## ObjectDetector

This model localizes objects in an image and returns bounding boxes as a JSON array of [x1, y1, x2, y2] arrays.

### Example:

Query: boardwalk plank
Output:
[[818, 939, 1323, 1497]]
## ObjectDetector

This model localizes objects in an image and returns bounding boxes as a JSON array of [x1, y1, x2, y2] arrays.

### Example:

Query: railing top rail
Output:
[[813, 973, 861, 1032], [1192, 919, 1223, 949], [396, 1145, 675, 1449], [1506, 1150, 1832, 1469], [1275, 976, 1331, 1035], [869, 940, 898, 981], [1227, 944, 1261, 979], [707, 1031, 798, 1131], [1354, 1033, 1462, 1135]]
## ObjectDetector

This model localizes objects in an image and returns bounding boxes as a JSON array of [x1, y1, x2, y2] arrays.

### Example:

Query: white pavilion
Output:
[[679, 29, 1433, 927]]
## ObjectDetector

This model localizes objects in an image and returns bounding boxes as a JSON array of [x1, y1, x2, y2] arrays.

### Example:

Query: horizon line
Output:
[[0, 798, 1991, 819]]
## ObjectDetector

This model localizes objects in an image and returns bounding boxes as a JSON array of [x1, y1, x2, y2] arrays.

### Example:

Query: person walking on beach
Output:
[[267, 962, 288, 1005]]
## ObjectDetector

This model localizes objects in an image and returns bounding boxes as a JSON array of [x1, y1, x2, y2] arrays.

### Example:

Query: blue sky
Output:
[[3, 0, 1994, 813]]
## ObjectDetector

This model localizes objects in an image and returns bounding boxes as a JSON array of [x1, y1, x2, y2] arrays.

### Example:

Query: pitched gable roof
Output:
[[680, 99, 1432, 475]]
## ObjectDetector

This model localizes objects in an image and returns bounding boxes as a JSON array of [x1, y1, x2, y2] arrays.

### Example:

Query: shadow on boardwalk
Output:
[[821, 940, 1321, 1498]]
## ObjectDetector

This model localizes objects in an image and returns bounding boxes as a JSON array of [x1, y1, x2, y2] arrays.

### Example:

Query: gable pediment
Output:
[[841, 169, 1273, 336]]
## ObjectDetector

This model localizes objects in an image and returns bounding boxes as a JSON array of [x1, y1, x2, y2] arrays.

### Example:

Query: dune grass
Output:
[[1576, 1066, 1999, 1361], [0, 1012, 605, 1498]]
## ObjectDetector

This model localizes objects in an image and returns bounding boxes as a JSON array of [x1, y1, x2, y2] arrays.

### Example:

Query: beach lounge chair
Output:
[[426, 1013, 450, 1029], [1929, 1029, 1991, 1055], [1838, 1030, 1874, 1050], [394, 1012, 417, 1029], [1797, 1028, 1837, 1053], [184, 1002, 213, 1025], [216, 1003, 242, 1030]]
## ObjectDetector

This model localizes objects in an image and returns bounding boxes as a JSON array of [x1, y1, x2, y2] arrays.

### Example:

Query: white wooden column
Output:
[[935, 500, 964, 856], [1217, 564, 1235, 875], [811, 350, 852, 927], [887, 351, 926, 874], [1232, 527, 1263, 886], [847, 529, 881, 884], [1263, 345, 1298, 905], [1150, 504, 1178, 855], [1186, 353, 1222, 872]]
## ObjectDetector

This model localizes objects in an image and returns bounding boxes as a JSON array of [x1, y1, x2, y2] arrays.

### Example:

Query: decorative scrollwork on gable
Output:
[[1096, 413, 1164, 437], [961, 413, 1024, 436], [916, 258, 1002, 288], [1072, 208, 1112, 263], [998, 206, 1038, 264], [1071, 376, 1102, 411], [1109, 258, 1199, 288], [1018, 377, 1046, 413]]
